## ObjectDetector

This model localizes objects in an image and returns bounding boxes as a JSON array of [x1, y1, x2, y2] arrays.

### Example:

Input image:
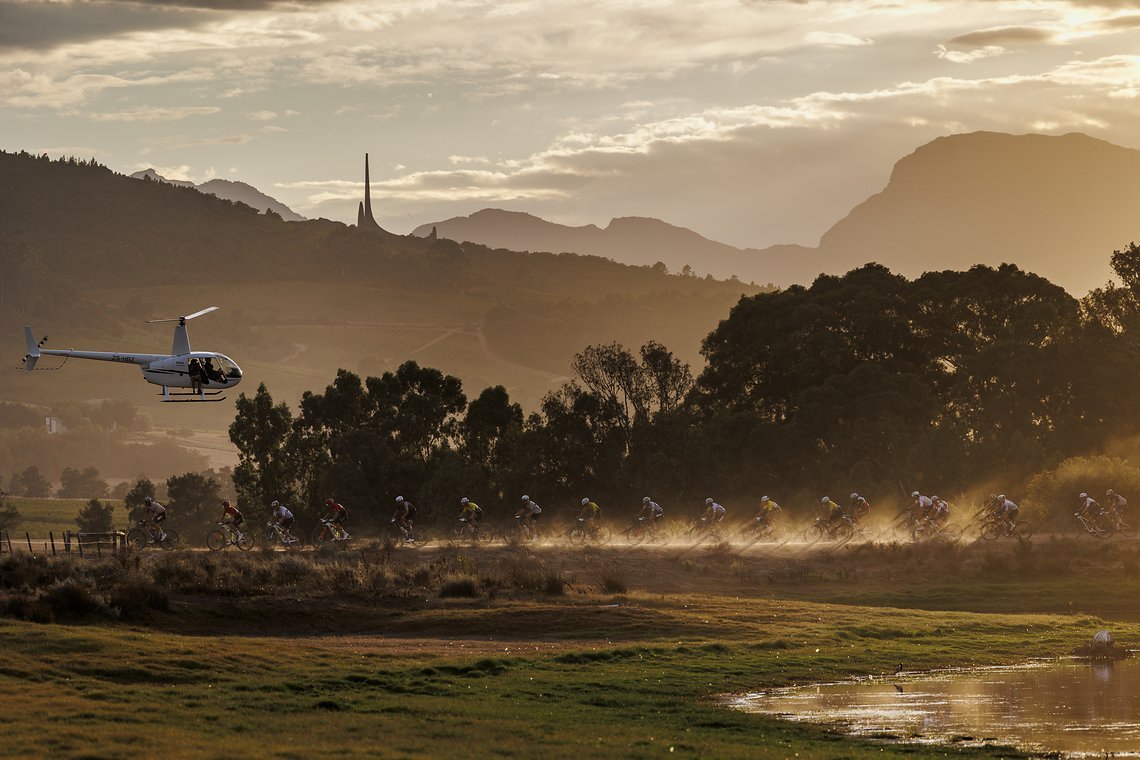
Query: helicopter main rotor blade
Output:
[[146, 306, 219, 324], [183, 306, 218, 321]]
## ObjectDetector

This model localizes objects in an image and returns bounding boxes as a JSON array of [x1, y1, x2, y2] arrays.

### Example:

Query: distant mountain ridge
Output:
[[416, 132, 1140, 294], [130, 168, 304, 221]]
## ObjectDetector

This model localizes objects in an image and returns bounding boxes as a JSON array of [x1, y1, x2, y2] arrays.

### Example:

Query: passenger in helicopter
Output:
[[188, 357, 205, 394]]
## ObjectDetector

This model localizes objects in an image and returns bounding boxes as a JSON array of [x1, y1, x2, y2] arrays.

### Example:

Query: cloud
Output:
[[804, 31, 874, 48], [141, 132, 254, 152], [935, 44, 1005, 63], [0, 66, 212, 108], [948, 26, 1057, 46], [88, 105, 222, 122]]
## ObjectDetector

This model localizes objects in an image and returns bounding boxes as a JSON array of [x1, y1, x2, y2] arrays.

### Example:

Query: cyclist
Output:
[[846, 493, 870, 522], [458, 497, 483, 536], [755, 496, 781, 529], [910, 491, 933, 519], [392, 496, 415, 541], [702, 497, 726, 524], [221, 499, 244, 541], [1106, 489, 1128, 524], [324, 497, 350, 540], [579, 497, 602, 536], [993, 494, 1019, 531], [638, 496, 664, 529], [515, 495, 542, 538], [270, 499, 295, 541], [927, 495, 951, 527], [820, 496, 844, 527], [1077, 492, 1103, 530], [143, 495, 168, 543]]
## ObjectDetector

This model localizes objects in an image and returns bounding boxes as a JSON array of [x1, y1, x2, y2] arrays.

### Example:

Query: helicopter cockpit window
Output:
[[215, 355, 242, 380]]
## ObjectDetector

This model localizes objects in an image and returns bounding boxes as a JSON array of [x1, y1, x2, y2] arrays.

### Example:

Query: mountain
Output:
[[1, 151, 758, 429], [415, 132, 1140, 295], [130, 169, 304, 221], [413, 209, 809, 285], [812, 131, 1139, 294]]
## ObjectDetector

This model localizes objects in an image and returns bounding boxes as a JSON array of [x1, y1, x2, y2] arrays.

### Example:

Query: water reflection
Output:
[[735, 659, 1140, 755]]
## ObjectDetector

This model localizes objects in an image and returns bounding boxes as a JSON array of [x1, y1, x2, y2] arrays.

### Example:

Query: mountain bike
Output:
[[978, 516, 1033, 541], [311, 518, 351, 545], [509, 515, 541, 544], [381, 519, 430, 547], [125, 520, 179, 551], [568, 518, 611, 546], [804, 516, 856, 542], [206, 522, 253, 551], [910, 517, 961, 542], [260, 520, 303, 549], [739, 516, 781, 543], [449, 517, 486, 545], [687, 517, 726, 543], [623, 516, 662, 545]]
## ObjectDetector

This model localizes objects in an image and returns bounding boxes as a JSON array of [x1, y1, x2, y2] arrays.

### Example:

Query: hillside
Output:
[[0, 151, 758, 439], [415, 132, 1140, 295], [412, 209, 807, 284], [130, 169, 305, 221]]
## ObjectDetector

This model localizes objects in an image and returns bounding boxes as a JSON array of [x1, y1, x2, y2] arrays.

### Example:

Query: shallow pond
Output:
[[734, 658, 1140, 756]]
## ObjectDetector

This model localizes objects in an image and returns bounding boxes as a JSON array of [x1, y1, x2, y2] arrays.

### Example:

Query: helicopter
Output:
[[21, 306, 242, 403]]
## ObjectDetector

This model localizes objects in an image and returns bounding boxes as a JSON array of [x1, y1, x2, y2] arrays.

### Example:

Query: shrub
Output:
[[76, 498, 115, 533], [1024, 455, 1140, 527], [42, 579, 104, 620], [439, 576, 479, 598], [109, 581, 169, 619]]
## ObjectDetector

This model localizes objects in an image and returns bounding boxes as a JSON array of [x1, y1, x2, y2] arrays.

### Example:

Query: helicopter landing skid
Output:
[[161, 395, 227, 403]]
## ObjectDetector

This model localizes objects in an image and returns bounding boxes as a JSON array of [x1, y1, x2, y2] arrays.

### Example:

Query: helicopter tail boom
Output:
[[22, 326, 40, 371]]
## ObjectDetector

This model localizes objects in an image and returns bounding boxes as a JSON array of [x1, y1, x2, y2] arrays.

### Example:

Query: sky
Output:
[[3, 0, 1140, 249]]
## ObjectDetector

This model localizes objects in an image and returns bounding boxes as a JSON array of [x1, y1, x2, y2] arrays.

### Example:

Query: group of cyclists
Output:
[[1075, 489, 1130, 534], [134, 483, 1132, 548]]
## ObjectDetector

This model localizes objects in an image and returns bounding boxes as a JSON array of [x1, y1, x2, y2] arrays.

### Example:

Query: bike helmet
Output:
[[271, 500, 280, 508], [581, 497, 590, 506], [460, 497, 469, 505], [521, 494, 530, 502], [1079, 492, 1088, 499], [760, 495, 769, 503], [821, 496, 830, 504], [395, 496, 404, 504], [911, 491, 920, 498], [931, 495, 939, 502], [705, 497, 714, 505], [222, 500, 231, 507], [849, 493, 859, 500], [642, 496, 651, 503], [997, 494, 1006, 502], [1107, 489, 1115, 496]]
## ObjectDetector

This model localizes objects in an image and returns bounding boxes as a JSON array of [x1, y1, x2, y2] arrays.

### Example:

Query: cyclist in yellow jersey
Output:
[[458, 496, 483, 535], [756, 496, 781, 528], [579, 497, 601, 523]]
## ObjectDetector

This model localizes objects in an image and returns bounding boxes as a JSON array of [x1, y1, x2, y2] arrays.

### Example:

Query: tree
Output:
[[124, 478, 157, 523], [0, 488, 20, 532], [9, 465, 50, 497], [57, 467, 109, 499], [76, 498, 114, 533], [230, 383, 297, 513], [166, 472, 221, 530]]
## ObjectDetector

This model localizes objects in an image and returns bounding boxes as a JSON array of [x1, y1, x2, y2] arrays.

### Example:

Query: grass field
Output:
[[0, 539, 1136, 757], [6, 497, 99, 538]]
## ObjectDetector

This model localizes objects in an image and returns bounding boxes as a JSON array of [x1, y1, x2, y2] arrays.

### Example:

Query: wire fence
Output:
[[0, 529, 127, 558]]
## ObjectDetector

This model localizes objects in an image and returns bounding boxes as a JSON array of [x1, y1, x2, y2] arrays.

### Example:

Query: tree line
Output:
[[229, 247, 1140, 529]]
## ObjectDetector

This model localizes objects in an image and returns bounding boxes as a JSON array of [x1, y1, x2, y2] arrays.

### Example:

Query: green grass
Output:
[[6, 497, 101, 537], [0, 594, 1097, 758]]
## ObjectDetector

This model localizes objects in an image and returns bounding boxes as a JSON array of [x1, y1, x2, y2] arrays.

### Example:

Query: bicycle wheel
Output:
[[594, 525, 612, 544], [311, 524, 333, 545], [126, 528, 149, 551], [626, 524, 647, 545], [236, 531, 254, 551], [804, 522, 826, 542], [1014, 521, 1033, 541], [160, 529, 180, 550], [833, 522, 854, 541], [979, 520, 1002, 541], [206, 529, 227, 552], [568, 525, 587, 546]]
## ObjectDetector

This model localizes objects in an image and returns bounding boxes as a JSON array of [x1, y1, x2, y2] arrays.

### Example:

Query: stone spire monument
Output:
[[357, 153, 382, 230]]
